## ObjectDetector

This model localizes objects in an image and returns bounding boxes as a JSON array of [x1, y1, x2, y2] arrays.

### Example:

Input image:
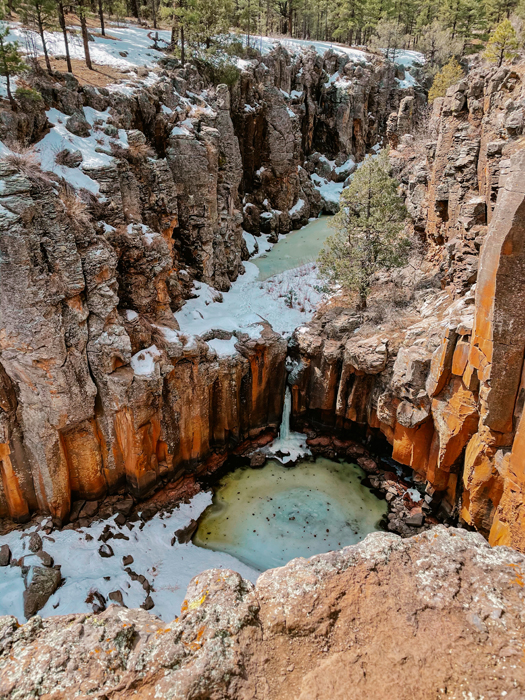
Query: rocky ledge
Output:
[[0, 526, 523, 699]]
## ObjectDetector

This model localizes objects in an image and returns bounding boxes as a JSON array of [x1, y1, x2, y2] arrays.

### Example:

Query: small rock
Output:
[[23, 566, 61, 619], [98, 543, 114, 558], [405, 512, 425, 527], [122, 555, 134, 566], [115, 513, 127, 527], [108, 590, 125, 606], [79, 500, 99, 519], [172, 519, 198, 545], [114, 498, 134, 516], [141, 595, 154, 610], [0, 544, 11, 566], [28, 533, 43, 553], [36, 551, 54, 567], [249, 453, 266, 468], [65, 112, 91, 138], [104, 124, 118, 137]]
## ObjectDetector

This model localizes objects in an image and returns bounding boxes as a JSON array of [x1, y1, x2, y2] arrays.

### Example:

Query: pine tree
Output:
[[317, 149, 408, 309], [428, 57, 463, 100], [20, 0, 56, 74], [55, 0, 72, 73], [0, 24, 26, 108], [483, 18, 519, 65], [75, 0, 93, 70]]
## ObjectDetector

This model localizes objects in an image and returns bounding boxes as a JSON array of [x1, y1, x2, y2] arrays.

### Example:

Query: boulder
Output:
[[23, 566, 61, 619]]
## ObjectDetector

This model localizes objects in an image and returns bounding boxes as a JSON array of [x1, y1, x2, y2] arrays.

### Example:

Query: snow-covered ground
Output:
[[0, 492, 260, 623], [242, 34, 371, 62], [175, 258, 327, 343]]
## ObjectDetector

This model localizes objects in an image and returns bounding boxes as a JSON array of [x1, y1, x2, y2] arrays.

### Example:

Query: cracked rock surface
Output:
[[1, 526, 524, 699]]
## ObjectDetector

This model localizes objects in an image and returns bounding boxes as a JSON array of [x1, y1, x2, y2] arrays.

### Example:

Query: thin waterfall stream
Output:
[[193, 388, 388, 571]]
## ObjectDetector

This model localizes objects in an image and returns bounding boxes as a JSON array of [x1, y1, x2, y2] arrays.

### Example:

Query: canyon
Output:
[[0, 23, 525, 698], [0, 38, 422, 528]]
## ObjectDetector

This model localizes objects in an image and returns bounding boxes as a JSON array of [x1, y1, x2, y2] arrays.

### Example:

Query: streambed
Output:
[[193, 457, 388, 571]]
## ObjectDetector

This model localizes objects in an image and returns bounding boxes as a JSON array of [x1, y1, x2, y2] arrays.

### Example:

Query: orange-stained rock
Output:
[[489, 402, 525, 551], [426, 327, 457, 397], [451, 338, 470, 376], [461, 428, 504, 536], [431, 376, 479, 472], [469, 150, 525, 434], [391, 418, 434, 475], [0, 444, 29, 522]]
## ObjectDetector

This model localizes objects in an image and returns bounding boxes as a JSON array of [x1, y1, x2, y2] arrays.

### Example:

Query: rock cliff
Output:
[[0, 45, 418, 525], [1, 526, 523, 699], [291, 60, 525, 551]]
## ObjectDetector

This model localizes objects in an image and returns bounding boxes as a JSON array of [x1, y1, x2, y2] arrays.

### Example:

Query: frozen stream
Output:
[[253, 216, 334, 280], [194, 458, 388, 571]]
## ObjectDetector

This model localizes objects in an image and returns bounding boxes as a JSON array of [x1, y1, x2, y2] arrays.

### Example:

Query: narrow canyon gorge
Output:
[[0, 21, 524, 700]]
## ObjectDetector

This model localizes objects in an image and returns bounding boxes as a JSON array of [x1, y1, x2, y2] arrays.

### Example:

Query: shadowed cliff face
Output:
[[290, 61, 525, 552]]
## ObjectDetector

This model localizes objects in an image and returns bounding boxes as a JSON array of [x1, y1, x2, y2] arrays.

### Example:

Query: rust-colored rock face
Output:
[[1, 527, 523, 699], [292, 62, 525, 551]]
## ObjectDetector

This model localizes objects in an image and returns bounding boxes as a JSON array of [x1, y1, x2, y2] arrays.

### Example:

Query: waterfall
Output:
[[279, 387, 292, 441]]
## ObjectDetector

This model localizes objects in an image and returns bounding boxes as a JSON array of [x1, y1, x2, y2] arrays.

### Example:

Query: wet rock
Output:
[[141, 595, 154, 610], [23, 566, 61, 618], [108, 590, 125, 606], [249, 453, 266, 468], [0, 544, 11, 566], [122, 555, 134, 566], [98, 543, 114, 558], [36, 551, 54, 567], [28, 533, 42, 553]]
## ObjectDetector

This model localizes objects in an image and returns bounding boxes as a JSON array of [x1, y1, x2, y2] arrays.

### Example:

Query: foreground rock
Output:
[[1, 526, 523, 699]]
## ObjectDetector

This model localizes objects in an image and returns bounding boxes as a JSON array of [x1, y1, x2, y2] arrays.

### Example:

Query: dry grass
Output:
[[59, 185, 92, 227], [38, 56, 134, 88], [128, 140, 155, 160], [1, 143, 53, 190]]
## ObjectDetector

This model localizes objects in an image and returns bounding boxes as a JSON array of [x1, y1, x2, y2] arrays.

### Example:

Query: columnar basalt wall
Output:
[[0, 159, 286, 524], [291, 61, 525, 551], [0, 44, 419, 525]]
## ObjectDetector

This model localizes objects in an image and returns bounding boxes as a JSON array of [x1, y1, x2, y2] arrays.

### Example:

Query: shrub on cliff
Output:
[[428, 58, 464, 102], [483, 19, 519, 66], [317, 149, 409, 310]]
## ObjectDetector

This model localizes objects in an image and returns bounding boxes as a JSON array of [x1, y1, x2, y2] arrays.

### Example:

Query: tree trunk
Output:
[[80, 9, 93, 70], [151, 0, 157, 29], [37, 8, 53, 74], [57, 2, 73, 73], [98, 0, 105, 35], [180, 22, 185, 66], [5, 72, 16, 110]]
